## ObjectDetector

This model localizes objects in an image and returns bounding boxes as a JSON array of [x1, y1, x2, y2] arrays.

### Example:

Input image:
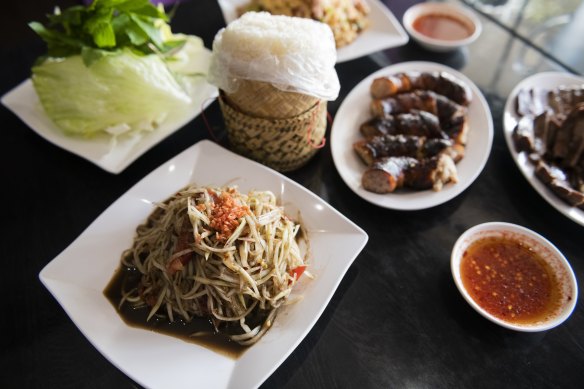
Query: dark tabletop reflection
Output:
[[1, 1, 583, 388]]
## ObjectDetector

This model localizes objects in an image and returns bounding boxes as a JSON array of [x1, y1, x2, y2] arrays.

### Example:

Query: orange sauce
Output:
[[460, 236, 563, 324], [413, 13, 473, 41]]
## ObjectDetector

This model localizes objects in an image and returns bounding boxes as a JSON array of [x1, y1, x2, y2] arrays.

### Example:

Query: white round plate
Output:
[[331, 61, 493, 210], [503, 72, 584, 226]]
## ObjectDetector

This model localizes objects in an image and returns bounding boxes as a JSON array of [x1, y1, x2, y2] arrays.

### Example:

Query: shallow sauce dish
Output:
[[403, 2, 481, 52], [451, 222, 577, 332]]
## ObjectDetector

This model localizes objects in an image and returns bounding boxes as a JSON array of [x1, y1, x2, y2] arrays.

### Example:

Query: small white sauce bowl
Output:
[[451, 222, 578, 332], [403, 2, 482, 52]]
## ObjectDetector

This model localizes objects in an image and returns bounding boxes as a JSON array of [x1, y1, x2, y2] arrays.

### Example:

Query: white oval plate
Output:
[[503, 72, 584, 226], [39, 140, 368, 389], [331, 61, 493, 210], [217, 0, 409, 63]]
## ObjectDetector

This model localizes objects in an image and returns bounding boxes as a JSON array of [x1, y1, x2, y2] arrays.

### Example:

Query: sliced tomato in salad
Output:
[[289, 265, 307, 281]]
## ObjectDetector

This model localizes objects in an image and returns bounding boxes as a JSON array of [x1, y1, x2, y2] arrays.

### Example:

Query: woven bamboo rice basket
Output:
[[225, 80, 318, 119], [219, 85, 327, 172]]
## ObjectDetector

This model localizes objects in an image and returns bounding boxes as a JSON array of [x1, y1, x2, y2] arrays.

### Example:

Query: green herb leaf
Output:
[[29, 21, 84, 58], [30, 0, 182, 60], [129, 13, 164, 49]]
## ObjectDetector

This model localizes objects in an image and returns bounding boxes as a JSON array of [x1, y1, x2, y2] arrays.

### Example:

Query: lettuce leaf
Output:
[[32, 48, 192, 137]]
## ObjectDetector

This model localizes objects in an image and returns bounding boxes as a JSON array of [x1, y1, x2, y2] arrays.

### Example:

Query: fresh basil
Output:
[[29, 0, 185, 65]]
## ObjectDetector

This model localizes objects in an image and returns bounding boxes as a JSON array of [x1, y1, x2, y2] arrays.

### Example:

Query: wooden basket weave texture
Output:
[[219, 96, 326, 172], [226, 80, 318, 119]]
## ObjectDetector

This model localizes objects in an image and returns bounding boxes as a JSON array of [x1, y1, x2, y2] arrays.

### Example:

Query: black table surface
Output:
[[1, 0, 583, 388]]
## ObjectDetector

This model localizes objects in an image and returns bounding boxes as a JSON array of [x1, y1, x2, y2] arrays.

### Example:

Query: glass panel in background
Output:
[[462, 0, 584, 74]]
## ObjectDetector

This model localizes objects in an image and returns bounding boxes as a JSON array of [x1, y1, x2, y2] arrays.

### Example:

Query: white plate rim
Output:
[[331, 60, 494, 210], [38, 139, 369, 389], [503, 71, 584, 227], [216, 0, 409, 63], [0, 51, 218, 174]]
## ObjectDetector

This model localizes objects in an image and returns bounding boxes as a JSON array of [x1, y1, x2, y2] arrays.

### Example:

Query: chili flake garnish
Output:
[[209, 189, 250, 242]]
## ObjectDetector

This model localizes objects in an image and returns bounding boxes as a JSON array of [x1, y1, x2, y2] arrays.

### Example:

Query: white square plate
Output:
[[39, 140, 368, 389], [1, 49, 218, 174], [217, 0, 409, 63]]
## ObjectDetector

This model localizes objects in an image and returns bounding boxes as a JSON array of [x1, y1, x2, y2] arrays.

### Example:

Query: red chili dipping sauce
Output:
[[413, 13, 473, 41], [460, 236, 563, 324]]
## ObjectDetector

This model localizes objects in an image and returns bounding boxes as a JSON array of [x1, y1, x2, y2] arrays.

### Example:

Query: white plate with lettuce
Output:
[[1, 0, 218, 174]]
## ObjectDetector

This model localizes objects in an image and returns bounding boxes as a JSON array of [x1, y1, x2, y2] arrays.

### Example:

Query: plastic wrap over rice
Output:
[[207, 11, 340, 101]]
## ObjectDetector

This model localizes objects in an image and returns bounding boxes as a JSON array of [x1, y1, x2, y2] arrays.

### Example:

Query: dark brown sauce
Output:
[[104, 266, 247, 359], [460, 236, 564, 324], [413, 13, 473, 41]]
